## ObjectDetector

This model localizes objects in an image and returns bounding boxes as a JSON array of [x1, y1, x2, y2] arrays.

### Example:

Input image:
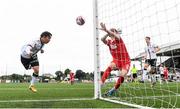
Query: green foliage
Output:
[[75, 70, 84, 81], [8, 74, 24, 82], [55, 71, 64, 81], [64, 68, 71, 76]]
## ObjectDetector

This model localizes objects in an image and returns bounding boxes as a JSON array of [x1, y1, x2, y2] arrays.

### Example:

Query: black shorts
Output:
[[21, 55, 39, 70], [145, 59, 157, 74], [145, 59, 157, 67], [133, 73, 137, 78], [160, 74, 164, 78]]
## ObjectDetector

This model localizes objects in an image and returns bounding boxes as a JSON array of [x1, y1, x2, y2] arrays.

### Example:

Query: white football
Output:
[[76, 16, 85, 26]]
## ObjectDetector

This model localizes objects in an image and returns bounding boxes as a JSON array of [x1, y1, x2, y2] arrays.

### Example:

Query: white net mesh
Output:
[[95, 0, 180, 108]]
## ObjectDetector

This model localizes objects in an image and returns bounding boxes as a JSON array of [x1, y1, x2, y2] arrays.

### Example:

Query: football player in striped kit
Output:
[[143, 36, 160, 87], [21, 31, 52, 92]]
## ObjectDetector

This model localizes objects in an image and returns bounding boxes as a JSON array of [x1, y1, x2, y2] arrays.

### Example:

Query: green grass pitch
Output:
[[0, 83, 130, 108], [102, 82, 180, 108], [0, 82, 180, 108]]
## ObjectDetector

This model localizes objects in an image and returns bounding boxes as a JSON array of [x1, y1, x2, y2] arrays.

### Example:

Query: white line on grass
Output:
[[0, 98, 94, 103], [100, 97, 155, 109], [0, 88, 93, 90], [109, 94, 180, 99]]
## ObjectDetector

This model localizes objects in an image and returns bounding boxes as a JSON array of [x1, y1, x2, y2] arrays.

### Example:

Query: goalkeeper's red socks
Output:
[[115, 76, 124, 89], [101, 67, 112, 83]]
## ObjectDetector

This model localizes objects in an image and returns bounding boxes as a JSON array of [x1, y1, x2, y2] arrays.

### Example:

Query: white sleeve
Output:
[[144, 47, 147, 53], [152, 43, 158, 48]]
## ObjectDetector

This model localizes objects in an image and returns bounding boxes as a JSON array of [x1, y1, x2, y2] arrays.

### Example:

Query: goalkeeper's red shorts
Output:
[[164, 74, 168, 79], [111, 59, 130, 71]]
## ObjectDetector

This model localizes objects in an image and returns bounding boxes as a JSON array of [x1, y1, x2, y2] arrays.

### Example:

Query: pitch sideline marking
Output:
[[0, 98, 94, 103]]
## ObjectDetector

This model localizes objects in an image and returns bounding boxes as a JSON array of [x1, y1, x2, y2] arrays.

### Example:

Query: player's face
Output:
[[41, 36, 51, 44], [145, 37, 150, 44]]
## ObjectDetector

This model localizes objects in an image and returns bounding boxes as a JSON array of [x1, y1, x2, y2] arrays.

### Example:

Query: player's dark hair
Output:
[[40, 31, 52, 38], [145, 36, 150, 40]]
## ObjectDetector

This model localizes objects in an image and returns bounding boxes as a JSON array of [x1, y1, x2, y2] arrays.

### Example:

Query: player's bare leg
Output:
[[70, 80, 74, 85], [150, 67, 156, 87], [142, 63, 149, 83], [164, 75, 168, 84]]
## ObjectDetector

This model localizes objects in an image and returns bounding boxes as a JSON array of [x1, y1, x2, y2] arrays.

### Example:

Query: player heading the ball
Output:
[[20, 31, 52, 93]]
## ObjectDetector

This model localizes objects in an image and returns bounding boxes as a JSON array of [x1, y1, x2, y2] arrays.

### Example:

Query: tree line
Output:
[[55, 68, 94, 81], [0, 68, 94, 82]]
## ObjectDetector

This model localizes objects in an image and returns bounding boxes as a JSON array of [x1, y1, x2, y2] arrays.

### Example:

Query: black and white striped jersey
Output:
[[21, 39, 44, 59], [144, 43, 158, 59]]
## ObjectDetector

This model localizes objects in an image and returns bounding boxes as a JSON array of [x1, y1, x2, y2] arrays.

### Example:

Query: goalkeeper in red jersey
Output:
[[100, 22, 131, 96]]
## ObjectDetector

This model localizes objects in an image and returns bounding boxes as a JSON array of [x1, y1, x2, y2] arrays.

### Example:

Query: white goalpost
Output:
[[93, 0, 101, 99], [93, 0, 180, 108]]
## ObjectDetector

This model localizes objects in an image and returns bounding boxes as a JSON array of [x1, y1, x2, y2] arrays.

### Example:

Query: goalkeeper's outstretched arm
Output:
[[100, 22, 120, 40], [101, 34, 109, 44]]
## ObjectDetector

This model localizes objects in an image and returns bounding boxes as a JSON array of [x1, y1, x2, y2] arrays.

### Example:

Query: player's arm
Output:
[[100, 22, 120, 40], [101, 34, 109, 44], [25, 45, 33, 56], [155, 46, 160, 53], [106, 29, 120, 40], [143, 49, 147, 60], [25, 41, 36, 56], [143, 53, 147, 60]]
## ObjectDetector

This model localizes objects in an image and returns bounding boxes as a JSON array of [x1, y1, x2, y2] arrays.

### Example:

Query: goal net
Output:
[[93, 0, 180, 108]]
